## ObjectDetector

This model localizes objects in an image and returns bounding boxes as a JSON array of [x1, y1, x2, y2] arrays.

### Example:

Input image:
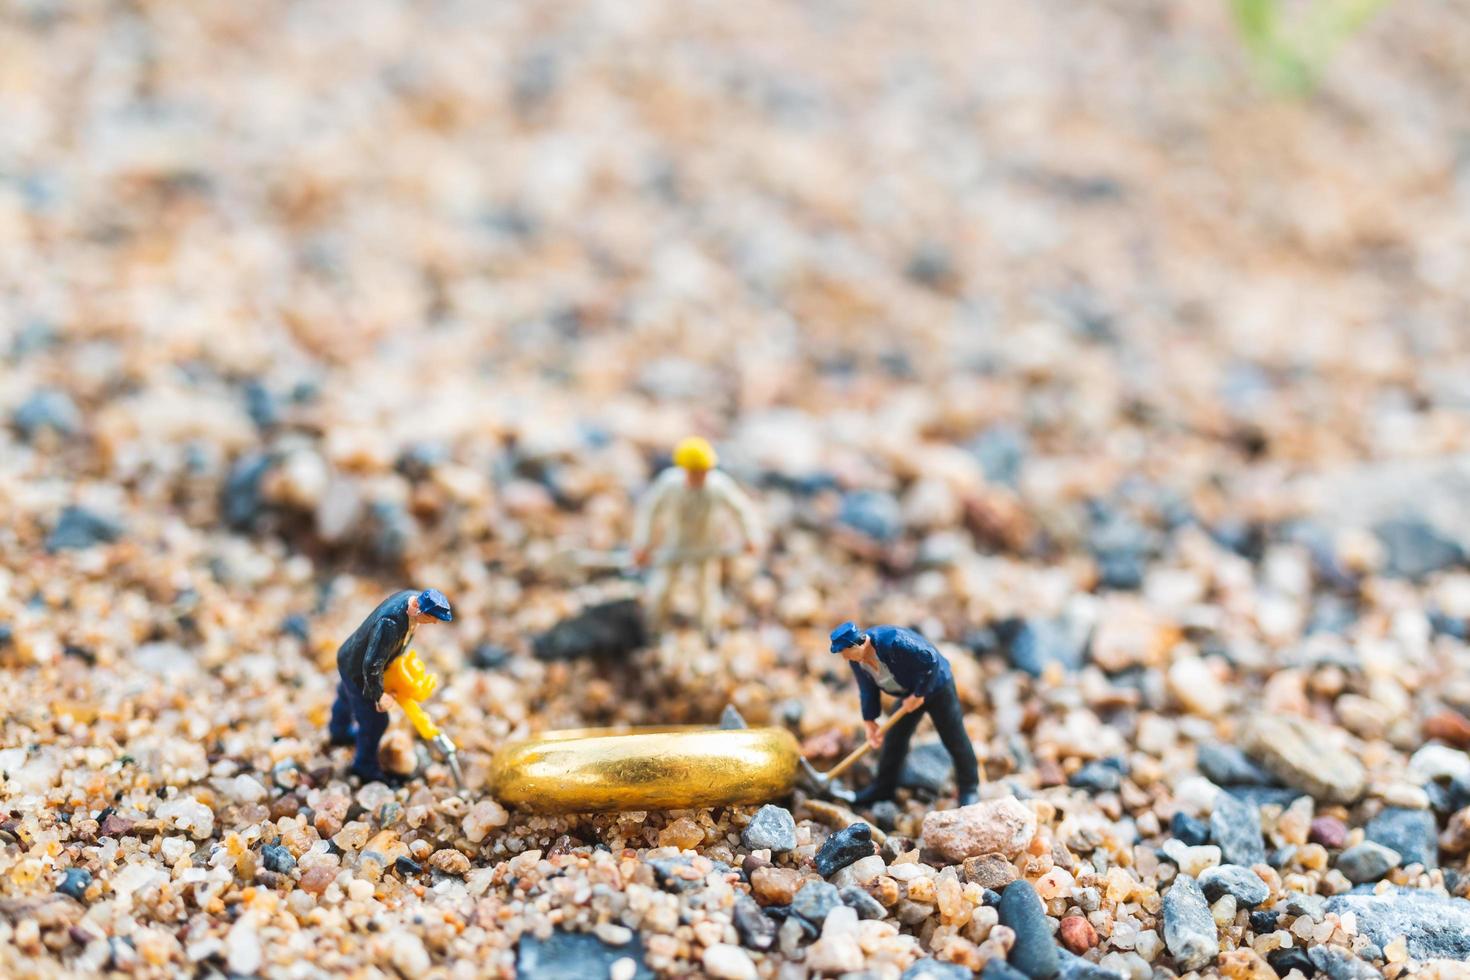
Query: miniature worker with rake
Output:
[[830, 621, 981, 807], [632, 437, 761, 636]]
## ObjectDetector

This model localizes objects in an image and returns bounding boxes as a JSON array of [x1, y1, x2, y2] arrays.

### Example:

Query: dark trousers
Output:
[[869, 682, 979, 798], [330, 680, 388, 777]]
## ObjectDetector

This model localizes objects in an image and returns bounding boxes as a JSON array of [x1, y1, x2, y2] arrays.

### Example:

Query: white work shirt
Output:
[[632, 467, 760, 557], [860, 659, 906, 696]]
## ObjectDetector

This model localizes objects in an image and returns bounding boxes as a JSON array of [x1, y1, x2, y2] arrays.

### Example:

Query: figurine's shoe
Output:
[[850, 785, 896, 807], [957, 788, 980, 807], [350, 765, 407, 787]]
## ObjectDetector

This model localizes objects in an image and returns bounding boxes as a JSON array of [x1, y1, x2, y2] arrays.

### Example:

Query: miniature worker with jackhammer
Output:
[[830, 621, 980, 807], [632, 437, 761, 636], [329, 588, 453, 783]]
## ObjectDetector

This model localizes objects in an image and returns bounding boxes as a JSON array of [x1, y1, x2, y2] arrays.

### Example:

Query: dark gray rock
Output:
[[1162, 875, 1216, 972], [1170, 812, 1211, 847], [1308, 945, 1379, 980], [243, 380, 280, 429], [741, 805, 797, 853], [57, 868, 91, 901], [1069, 758, 1125, 793], [1365, 806, 1438, 869], [1197, 865, 1269, 908], [1375, 518, 1466, 579], [516, 929, 652, 980], [470, 644, 511, 669], [46, 506, 123, 553], [1248, 909, 1277, 933], [1210, 792, 1266, 867], [839, 490, 902, 542], [899, 743, 952, 793], [903, 960, 973, 980], [1336, 841, 1401, 883], [996, 879, 1060, 979], [1265, 946, 1314, 977], [870, 800, 900, 831], [394, 856, 422, 875], [732, 895, 776, 951], [13, 388, 80, 439], [1001, 618, 1084, 677], [532, 599, 647, 661], [839, 885, 887, 920], [222, 453, 275, 530], [647, 856, 715, 893], [1326, 887, 1470, 959], [260, 844, 296, 874], [790, 880, 841, 926], [1196, 743, 1278, 787], [1281, 891, 1327, 920], [815, 824, 875, 878], [1088, 508, 1154, 592]]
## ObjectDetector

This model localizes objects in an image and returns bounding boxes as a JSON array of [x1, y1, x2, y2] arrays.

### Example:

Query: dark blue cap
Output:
[[829, 621, 864, 653], [417, 589, 453, 622]]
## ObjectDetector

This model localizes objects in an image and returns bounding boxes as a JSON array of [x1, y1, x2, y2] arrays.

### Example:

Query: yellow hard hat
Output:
[[672, 436, 718, 472]]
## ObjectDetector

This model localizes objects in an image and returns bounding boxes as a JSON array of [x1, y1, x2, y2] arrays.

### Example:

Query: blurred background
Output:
[[3, 0, 1470, 727]]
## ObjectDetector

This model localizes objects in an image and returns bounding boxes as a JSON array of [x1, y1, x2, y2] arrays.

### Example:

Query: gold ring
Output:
[[489, 726, 801, 813]]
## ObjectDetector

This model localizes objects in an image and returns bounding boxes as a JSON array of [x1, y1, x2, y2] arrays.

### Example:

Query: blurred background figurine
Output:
[[830, 621, 980, 807], [330, 588, 453, 782], [632, 437, 761, 637]]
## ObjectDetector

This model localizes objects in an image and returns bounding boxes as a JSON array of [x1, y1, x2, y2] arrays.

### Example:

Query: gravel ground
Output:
[[5, 1, 1470, 978]]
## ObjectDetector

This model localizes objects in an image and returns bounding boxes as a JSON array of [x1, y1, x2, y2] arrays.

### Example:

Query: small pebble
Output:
[[740, 805, 797, 853]]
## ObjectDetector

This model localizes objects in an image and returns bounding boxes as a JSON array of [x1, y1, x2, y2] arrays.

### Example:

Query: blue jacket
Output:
[[336, 590, 416, 703], [848, 625, 953, 720]]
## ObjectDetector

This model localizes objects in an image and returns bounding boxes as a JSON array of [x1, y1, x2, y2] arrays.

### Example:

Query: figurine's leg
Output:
[[927, 683, 980, 805], [697, 559, 721, 638], [329, 681, 356, 746], [852, 705, 924, 805], [347, 687, 390, 780], [645, 565, 675, 632]]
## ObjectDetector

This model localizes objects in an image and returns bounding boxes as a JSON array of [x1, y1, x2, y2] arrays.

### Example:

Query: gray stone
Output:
[[980, 962, 1031, 980], [516, 929, 653, 980], [46, 506, 123, 553], [741, 805, 797, 853], [1162, 875, 1216, 972], [1196, 865, 1269, 908], [1365, 806, 1438, 869], [899, 742, 953, 793], [13, 389, 80, 440], [838, 885, 887, 920], [1209, 792, 1266, 867], [1196, 743, 1277, 787], [732, 895, 776, 951], [260, 844, 296, 875], [1336, 841, 1401, 883], [719, 705, 748, 730], [1280, 891, 1326, 920], [1002, 618, 1085, 677], [1056, 949, 1127, 980], [1068, 759, 1124, 794], [1326, 887, 1470, 959], [1308, 945, 1381, 980], [790, 880, 841, 927], [839, 490, 902, 542], [903, 960, 973, 980], [1375, 518, 1466, 579], [996, 879, 1060, 979], [57, 868, 91, 901]]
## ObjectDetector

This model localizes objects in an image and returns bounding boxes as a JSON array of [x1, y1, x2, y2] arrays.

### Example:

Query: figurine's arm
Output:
[[716, 474, 762, 550], [631, 472, 675, 554], [889, 630, 942, 699], [849, 660, 882, 721], [360, 619, 404, 705]]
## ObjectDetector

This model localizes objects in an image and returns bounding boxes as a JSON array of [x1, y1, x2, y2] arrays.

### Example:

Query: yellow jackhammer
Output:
[[383, 650, 465, 789]]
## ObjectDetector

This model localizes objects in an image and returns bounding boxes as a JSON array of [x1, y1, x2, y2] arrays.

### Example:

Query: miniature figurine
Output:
[[632, 437, 761, 636], [330, 588, 453, 783], [829, 621, 980, 807]]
